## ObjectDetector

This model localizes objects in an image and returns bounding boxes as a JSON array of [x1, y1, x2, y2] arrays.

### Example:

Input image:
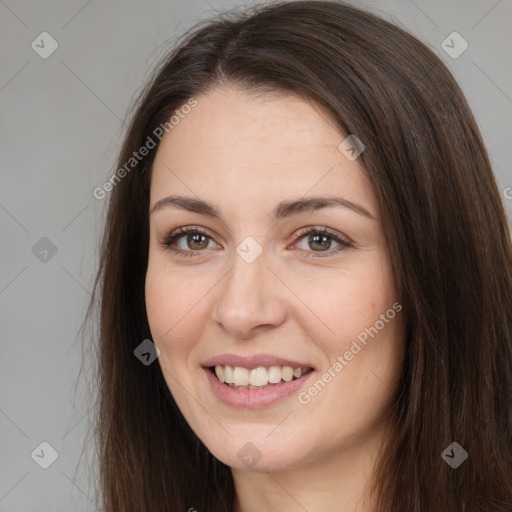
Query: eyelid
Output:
[[293, 225, 352, 244], [159, 225, 216, 250]]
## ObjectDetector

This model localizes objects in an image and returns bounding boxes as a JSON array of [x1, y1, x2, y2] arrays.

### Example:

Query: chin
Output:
[[202, 431, 309, 472]]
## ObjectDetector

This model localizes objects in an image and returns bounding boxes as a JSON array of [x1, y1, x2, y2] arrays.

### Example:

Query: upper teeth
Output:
[[214, 365, 310, 387]]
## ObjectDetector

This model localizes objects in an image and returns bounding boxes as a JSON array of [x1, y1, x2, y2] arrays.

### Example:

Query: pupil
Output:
[[189, 234, 207, 249], [310, 234, 330, 251]]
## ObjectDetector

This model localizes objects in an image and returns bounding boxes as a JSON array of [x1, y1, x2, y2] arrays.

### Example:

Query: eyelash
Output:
[[160, 225, 352, 259]]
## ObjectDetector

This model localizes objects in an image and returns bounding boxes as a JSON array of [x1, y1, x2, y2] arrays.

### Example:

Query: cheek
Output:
[[292, 251, 402, 405], [293, 259, 395, 347], [145, 262, 205, 352], [145, 267, 171, 340]]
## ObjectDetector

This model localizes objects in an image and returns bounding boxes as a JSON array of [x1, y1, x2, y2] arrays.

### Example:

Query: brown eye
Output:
[[186, 233, 209, 250], [293, 227, 352, 258], [308, 233, 333, 251], [161, 226, 219, 256]]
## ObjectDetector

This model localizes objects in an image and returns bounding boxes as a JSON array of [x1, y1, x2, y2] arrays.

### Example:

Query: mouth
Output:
[[208, 364, 314, 390], [202, 354, 316, 407]]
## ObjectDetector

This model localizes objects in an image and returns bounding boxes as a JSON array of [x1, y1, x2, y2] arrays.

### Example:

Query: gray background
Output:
[[1, 0, 511, 510]]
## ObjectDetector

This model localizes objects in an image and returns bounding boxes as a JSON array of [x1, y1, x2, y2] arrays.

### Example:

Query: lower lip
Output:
[[204, 367, 315, 408]]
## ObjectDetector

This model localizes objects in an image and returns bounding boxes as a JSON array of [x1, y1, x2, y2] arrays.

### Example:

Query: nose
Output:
[[212, 248, 288, 339]]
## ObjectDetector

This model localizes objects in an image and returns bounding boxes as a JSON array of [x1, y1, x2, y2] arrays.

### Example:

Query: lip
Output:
[[204, 366, 316, 408], [202, 353, 315, 370]]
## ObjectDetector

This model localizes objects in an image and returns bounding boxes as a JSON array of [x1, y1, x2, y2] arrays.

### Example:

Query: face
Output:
[[145, 86, 404, 473]]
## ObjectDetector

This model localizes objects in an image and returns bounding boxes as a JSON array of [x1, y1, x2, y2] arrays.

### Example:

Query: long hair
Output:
[[87, 1, 512, 510]]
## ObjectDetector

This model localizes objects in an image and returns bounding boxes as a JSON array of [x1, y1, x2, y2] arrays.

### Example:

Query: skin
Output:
[[145, 85, 405, 512]]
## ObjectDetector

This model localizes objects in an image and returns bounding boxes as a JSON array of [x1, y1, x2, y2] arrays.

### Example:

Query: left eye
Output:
[[293, 228, 352, 257]]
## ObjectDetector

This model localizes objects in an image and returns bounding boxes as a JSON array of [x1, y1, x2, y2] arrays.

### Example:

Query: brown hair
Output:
[[87, 1, 512, 510]]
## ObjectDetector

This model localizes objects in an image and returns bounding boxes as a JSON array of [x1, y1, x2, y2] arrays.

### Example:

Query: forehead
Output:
[[150, 86, 378, 218]]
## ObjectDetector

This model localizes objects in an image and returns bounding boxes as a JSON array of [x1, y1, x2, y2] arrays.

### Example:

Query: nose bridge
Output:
[[213, 245, 286, 337]]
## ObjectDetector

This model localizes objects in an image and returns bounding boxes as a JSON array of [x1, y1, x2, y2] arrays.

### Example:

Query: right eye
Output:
[[160, 226, 220, 256]]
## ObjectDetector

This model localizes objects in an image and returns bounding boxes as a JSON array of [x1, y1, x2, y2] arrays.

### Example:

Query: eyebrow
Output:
[[150, 195, 377, 222], [150, 194, 376, 221]]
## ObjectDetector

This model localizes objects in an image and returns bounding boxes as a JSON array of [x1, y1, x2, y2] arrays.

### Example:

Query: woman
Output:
[[89, 1, 512, 510]]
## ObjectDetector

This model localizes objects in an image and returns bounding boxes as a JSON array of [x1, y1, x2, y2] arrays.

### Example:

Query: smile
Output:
[[212, 364, 313, 389]]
